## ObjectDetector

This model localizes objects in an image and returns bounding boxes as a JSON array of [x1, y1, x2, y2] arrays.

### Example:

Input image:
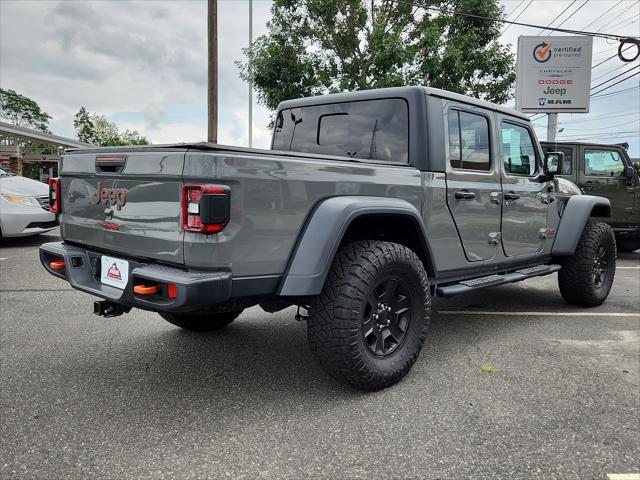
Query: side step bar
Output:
[[436, 264, 562, 298]]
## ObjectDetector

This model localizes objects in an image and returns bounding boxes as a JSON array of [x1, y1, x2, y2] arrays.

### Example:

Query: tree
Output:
[[0, 89, 52, 132], [238, 0, 515, 111], [73, 107, 150, 146]]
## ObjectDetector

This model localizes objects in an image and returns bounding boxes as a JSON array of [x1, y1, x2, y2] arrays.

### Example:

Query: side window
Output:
[[502, 123, 537, 176], [447, 110, 491, 171], [584, 149, 624, 177], [271, 99, 409, 163]]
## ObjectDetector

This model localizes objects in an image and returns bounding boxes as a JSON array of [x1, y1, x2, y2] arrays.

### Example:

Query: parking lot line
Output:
[[617, 266, 640, 269], [438, 311, 640, 317], [607, 474, 640, 480]]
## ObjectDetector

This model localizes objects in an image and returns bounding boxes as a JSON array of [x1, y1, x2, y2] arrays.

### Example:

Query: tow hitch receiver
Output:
[[94, 300, 131, 318]]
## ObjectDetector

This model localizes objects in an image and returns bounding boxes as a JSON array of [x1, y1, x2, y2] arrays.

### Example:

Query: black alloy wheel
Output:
[[592, 245, 609, 288], [362, 277, 412, 356]]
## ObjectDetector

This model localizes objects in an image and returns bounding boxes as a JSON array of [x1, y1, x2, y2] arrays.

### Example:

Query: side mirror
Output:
[[544, 151, 563, 175], [624, 165, 636, 179]]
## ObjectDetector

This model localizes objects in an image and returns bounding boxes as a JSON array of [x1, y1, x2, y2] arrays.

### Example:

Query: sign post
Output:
[[515, 35, 593, 141]]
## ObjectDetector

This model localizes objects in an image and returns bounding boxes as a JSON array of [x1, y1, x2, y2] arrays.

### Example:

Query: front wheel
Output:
[[160, 310, 243, 332], [307, 240, 431, 391], [558, 221, 616, 307]]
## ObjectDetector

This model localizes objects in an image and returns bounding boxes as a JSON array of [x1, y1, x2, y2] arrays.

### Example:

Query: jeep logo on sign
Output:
[[93, 181, 127, 210]]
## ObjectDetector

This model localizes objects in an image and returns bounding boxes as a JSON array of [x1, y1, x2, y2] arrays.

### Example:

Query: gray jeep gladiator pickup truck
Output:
[[40, 86, 615, 390]]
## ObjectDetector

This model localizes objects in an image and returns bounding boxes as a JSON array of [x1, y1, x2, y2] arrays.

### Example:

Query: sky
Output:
[[1, 0, 639, 156]]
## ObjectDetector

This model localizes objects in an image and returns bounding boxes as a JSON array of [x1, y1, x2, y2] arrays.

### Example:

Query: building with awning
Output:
[[0, 121, 92, 181]]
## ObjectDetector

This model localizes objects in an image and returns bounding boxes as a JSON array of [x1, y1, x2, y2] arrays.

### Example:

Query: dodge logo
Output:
[[93, 181, 127, 210]]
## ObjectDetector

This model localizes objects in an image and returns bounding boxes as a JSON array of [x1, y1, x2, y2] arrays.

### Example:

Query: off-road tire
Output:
[[558, 221, 616, 307], [307, 240, 431, 391], [160, 310, 243, 332], [616, 238, 640, 253]]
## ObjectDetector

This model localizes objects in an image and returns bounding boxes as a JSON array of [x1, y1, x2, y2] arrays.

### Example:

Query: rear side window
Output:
[[447, 110, 491, 171], [584, 149, 624, 176], [502, 123, 537, 176], [272, 99, 409, 163]]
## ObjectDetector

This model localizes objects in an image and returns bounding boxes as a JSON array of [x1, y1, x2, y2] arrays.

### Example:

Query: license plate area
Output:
[[100, 255, 129, 290]]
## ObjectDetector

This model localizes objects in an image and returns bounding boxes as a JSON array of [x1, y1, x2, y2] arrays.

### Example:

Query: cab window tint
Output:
[[272, 99, 409, 163], [447, 110, 490, 171], [502, 123, 537, 176], [585, 149, 624, 177]]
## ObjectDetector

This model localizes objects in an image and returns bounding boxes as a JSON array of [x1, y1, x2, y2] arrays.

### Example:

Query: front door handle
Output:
[[455, 190, 476, 200], [504, 191, 520, 200], [583, 182, 595, 190]]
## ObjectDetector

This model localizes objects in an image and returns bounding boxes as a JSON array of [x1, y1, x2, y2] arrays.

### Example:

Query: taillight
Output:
[[49, 177, 61, 213], [181, 184, 230, 233]]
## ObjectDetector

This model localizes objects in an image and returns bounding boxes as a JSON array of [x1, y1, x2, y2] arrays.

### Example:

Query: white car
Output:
[[0, 167, 58, 238]]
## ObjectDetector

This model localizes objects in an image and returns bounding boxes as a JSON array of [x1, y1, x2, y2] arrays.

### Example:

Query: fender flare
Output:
[[277, 196, 430, 296], [552, 195, 611, 256]]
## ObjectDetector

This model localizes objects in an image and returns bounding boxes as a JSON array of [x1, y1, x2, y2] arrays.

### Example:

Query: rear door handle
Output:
[[504, 191, 520, 200], [455, 190, 476, 200]]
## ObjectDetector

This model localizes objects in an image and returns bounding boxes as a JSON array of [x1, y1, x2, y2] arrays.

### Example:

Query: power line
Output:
[[537, 0, 578, 35], [559, 120, 638, 131], [595, 1, 639, 32], [592, 61, 633, 81], [504, 0, 526, 19], [603, 14, 640, 33], [540, 111, 640, 125], [593, 84, 639, 98], [592, 71, 640, 96], [388, 0, 638, 40], [591, 45, 635, 69], [591, 64, 639, 90], [558, 132, 640, 142], [580, 0, 624, 31], [547, 0, 590, 34], [502, 0, 534, 34]]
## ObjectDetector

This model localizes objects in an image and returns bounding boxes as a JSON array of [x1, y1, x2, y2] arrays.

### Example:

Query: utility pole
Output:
[[248, 0, 253, 148], [207, 0, 218, 143], [546, 112, 558, 143]]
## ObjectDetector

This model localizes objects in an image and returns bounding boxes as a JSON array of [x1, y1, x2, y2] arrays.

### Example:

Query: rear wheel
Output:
[[558, 221, 616, 307], [160, 310, 242, 332], [307, 240, 430, 390]]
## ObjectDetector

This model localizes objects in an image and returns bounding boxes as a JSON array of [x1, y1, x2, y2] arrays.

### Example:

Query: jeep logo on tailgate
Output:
[[93, 181, 127, 210]]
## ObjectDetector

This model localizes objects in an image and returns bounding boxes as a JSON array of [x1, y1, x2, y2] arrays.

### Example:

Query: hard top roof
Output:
[[276, 86, 529, 121]]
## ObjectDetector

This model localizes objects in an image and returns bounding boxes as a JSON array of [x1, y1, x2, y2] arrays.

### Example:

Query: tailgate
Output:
[[60, 149, 186, 265]]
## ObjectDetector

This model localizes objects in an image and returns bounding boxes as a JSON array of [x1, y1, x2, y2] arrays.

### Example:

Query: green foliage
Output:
[[0, 89, 52, 132], [73, 107, 150, 146], [480, 364, 498, 373], [238, 0, 515, 111]]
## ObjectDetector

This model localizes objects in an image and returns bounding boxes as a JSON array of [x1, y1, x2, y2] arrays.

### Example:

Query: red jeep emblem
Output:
[[93, 181, 127, 210]]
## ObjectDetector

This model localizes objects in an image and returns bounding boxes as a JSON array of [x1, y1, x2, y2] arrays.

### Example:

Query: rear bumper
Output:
[[39, 242, 231, 313]]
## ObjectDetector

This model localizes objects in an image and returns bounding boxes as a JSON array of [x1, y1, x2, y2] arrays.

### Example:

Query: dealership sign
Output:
[[515, 36, 593, 113]]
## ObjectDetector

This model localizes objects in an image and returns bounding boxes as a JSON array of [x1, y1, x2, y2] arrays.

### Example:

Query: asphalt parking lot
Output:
[[1, 231, 638, 480]]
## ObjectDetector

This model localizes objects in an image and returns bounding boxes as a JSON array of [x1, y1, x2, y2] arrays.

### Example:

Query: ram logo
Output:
[[538, 97, 547, 106]]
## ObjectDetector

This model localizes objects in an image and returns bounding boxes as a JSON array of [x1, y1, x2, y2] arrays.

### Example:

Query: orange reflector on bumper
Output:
[[49, 260, 65, 270], [133, 284, 160, 295]]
